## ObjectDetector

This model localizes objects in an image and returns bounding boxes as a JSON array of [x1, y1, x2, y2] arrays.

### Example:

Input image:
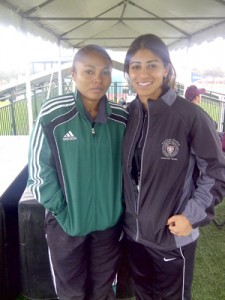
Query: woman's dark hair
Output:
[[124, 34, 176, 88], [72, 44, 112, 73]]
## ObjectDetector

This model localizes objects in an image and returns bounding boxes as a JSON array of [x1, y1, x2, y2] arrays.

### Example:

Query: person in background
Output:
[[220, 131, 225, 152], [185, 85, 219, 130], [122, 33, 225, 300], [184, 84, 205, 105], [27, 44, 128, 300], [119, 97, 126, 107]]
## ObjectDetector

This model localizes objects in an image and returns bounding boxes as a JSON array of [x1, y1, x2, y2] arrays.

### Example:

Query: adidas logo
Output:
[[63, 131, 77, 141]]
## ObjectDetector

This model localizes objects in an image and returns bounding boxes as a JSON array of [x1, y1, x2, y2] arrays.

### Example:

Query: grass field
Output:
[[0, 100, 10, 107], [16, 200, 225, 300], [192, 200, 225, 300], [200, 99, 221, 127]]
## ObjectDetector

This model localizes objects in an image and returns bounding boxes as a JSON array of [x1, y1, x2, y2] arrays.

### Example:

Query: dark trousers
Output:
[[125, 237, 197, 300], [45, 212, 121, 300], [116, 237, 135, 298]]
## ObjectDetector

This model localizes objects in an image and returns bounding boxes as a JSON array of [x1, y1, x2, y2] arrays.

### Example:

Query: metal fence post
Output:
[[33, 89, 38, 120], [114, 82, 117, 102], [9, 92, 16, 135]]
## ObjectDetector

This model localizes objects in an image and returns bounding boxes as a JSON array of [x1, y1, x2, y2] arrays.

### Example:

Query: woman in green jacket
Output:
[[28, 45, 128, 300]]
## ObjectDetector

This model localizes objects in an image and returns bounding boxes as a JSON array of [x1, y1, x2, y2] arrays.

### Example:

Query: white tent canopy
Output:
[[0, 0, 225, 51], [1, 0, 225, 134]]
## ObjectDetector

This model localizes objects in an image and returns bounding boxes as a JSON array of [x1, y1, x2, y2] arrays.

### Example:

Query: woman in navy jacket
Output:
[[122, 34, 225, 300]]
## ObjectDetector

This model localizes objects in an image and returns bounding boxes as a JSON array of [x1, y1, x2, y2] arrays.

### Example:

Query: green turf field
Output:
[[0, 100, 9, 107], [192, 200, 225, 300], [200, 99, 221, 126]]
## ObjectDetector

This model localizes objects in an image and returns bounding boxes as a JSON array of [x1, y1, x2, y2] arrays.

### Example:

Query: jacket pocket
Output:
[[54, 205, 69, 232]]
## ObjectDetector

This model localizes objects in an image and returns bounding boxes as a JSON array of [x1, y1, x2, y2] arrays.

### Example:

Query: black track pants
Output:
[[45, 212, 121, 300], [125, 237, 197, 300]]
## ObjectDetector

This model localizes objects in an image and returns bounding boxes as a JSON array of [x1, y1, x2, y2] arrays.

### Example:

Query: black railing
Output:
[[0, 81, 225, 135]]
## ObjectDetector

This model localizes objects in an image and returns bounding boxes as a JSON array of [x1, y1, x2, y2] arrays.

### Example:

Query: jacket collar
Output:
[[74, 90, 111, 124], [134, 87, 177, 108], [160, 88, 177, 106]]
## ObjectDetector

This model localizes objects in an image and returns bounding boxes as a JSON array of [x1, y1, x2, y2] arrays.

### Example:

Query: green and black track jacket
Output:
[[122, 88, 225, 251], [28, 92, 128, 236]]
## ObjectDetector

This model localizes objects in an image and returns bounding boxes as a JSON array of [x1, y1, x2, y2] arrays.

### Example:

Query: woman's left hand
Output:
[[167, 214, 193, 237]]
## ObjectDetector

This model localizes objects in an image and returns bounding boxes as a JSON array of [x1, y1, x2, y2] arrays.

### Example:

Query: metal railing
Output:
[[0, 81, 225, 135]]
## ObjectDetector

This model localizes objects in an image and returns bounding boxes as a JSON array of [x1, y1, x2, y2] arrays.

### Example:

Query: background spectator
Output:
[[185, 85, 205, 105]]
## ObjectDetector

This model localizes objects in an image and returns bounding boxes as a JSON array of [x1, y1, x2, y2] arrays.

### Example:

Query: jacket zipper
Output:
[[126, 102, 143, 242], [90, 122, 96, 226], [92, 122, 96, 135], [127, 113, 140, 232], [135, 103, 150, 241]]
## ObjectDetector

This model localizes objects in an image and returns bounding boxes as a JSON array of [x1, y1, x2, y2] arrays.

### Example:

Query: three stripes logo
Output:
[[63, 131, 77, 141]]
